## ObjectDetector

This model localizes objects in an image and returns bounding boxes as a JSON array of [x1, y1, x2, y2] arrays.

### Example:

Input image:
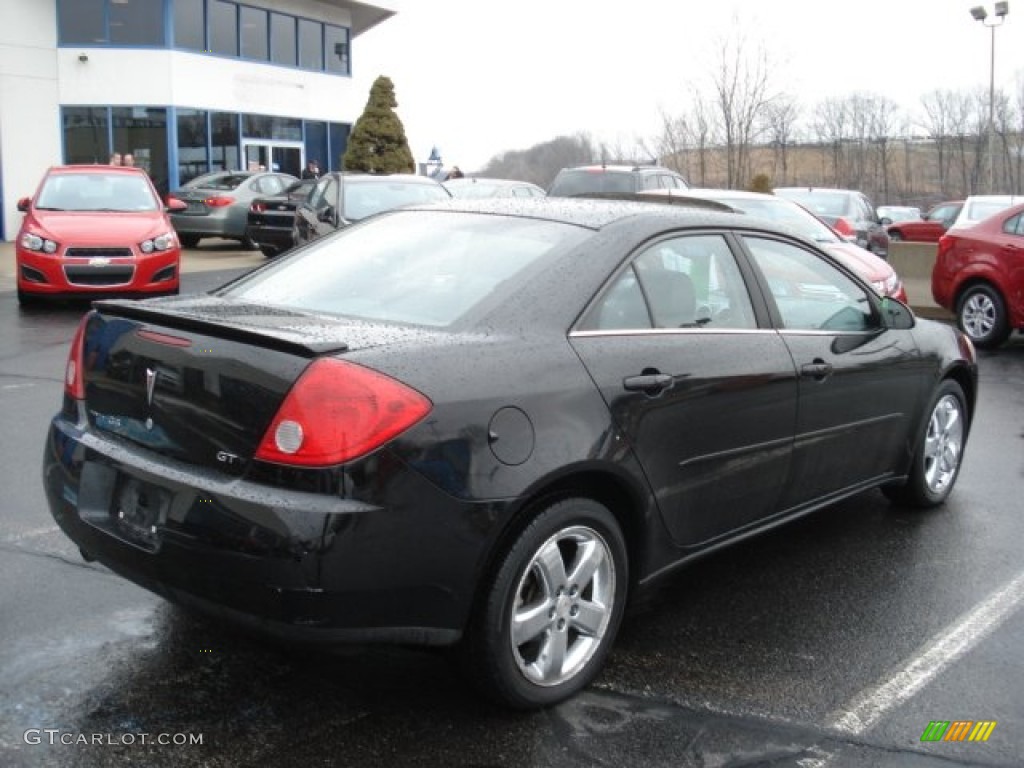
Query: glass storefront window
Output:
[[328, 122, 349, 171], [242, 115, 302, 142], [109, 0, 164, 46], [173, 0, 206, 51], [112, 107, 169, 193], [304, 122, 328, 175], [271, 13, 297, 67], [57, 0, 107, 44], [324, 25, 349, 75], [239, 6, 268, 61], [177, 109, 210, 185], [211, 112, 239, 171], [298, 18, 322, 70], [62, 107, 110, 164], [209, 0, 238, 57]]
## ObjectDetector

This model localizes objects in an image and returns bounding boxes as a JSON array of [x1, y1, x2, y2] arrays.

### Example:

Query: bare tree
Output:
[[762, 95, 801, 185], [812, 98, 850, 185], [708, 20, 774, 188]]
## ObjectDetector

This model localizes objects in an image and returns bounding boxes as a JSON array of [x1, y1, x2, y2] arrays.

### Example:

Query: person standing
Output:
[[301, 160, 321, 179], [122, 153, 135, 167], [109, 152, 122, 166]]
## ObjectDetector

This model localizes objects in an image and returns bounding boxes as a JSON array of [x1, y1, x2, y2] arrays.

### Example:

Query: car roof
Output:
[[48, 164, 149, 176], [400, 195, 768, 232], [444, 177, 539, 186], [558, 164, 673, 173], [774, 186, 859, 195], [328, 172, 443, 184], [685, 188, 774, 201]]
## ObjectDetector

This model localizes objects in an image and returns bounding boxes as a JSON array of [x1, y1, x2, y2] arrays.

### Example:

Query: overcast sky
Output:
[[351, 0, 1024, 171]]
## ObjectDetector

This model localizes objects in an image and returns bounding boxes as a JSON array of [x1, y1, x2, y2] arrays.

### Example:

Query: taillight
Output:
[[936, 234, 955, 262], [250, 202, 266, 213], [255, 358, 432, 467], [65, 315, 89, 400], [832, 217, 856, 238], [204, 196, 235, 207]]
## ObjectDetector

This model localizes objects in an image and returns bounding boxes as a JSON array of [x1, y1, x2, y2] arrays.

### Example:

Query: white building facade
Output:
[[0, 0, 395, 239]]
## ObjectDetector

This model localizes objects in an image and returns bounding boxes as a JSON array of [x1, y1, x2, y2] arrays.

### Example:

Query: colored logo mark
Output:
[[921, 720, 997, 742]]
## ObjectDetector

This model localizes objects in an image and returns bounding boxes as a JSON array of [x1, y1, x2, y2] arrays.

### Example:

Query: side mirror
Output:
[[165, 198, 188, 212], [880, 297, 915, 330], [17, 197, 31, 212]]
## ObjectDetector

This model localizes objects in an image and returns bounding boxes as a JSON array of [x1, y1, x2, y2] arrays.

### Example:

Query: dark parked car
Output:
[[547, 164, 689, 197], [293, 172, 450, 246], [774, 187, 889, 257], [886, 201, 963, 242], [245, 178, 317, 257], [932, 200, 1024, 348], [168, 170, 298, 249], [44, 198, 977, 710]]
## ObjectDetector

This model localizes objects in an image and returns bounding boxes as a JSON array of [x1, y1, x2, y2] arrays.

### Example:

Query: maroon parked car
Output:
[[887, 201, 963, 243], [932, 200, 1024, 348]]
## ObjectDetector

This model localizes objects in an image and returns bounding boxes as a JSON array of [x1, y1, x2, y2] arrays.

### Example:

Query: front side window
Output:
[[744, 236, 877, 332], [1003, 213, 1024, 236]]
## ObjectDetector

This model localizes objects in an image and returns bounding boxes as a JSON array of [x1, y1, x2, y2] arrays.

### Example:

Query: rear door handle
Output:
[[800, 360, 833, 381], [623, 373, 674, 394]]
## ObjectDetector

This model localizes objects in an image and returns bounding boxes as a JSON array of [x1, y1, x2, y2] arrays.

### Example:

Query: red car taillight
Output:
[[65, 315, 88, 400], [255, 358, 432, 467], [832, 217, 856, 238], [204, 196, 235, 207], [936, 234, 956, 263]]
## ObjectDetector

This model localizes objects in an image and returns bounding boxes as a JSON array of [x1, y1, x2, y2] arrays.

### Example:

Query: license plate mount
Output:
[[112, 476, 169, 550]]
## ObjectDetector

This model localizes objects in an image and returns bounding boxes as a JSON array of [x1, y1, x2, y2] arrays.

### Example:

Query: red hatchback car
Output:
[[932, 200, 1024, 348], [16, 165, 185, 306]]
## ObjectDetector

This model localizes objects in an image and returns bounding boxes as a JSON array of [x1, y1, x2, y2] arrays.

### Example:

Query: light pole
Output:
[[970, 2, 1009, 193]]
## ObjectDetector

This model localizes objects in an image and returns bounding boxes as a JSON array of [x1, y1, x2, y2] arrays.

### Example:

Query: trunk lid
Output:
[[80, 295, 435, 474]]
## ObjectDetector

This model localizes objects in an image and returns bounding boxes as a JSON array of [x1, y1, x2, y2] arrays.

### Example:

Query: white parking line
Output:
[[2, 525, 60, 543], [828, 570, 1024, 735]]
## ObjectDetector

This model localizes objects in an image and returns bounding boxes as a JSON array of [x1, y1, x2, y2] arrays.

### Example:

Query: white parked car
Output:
[[948, 195, 1024, 230]]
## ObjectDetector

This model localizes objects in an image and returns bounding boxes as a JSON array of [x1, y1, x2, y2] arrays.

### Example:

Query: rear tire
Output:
[[239, 235, 259, 251], [957, 283, 1010, 349], [259, 245, 279, 258], [889, 230, 903, 241], [883, 379, 968, 508], [179, 234, 200, 248], [464, 497, 627, 709]]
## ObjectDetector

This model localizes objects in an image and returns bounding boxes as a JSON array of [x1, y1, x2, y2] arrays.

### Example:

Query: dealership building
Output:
[[0, 0, 396, 240]]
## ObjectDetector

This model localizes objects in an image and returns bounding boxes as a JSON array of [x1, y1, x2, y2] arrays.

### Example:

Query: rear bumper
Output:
[[245, 223, 293, 252], [42, 412, 486, 646]]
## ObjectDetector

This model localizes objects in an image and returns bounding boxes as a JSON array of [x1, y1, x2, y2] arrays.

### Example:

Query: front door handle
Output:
[[800, 360, 833, 381], [623, 373, 674, 394]]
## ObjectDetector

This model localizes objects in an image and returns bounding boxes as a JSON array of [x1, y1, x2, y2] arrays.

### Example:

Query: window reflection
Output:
[[177, 109, 210, 185], [62, 107, 110, 164], [173, 0, 205, 50], [239, 6, 268, 61], [209, 0, 238, 57]]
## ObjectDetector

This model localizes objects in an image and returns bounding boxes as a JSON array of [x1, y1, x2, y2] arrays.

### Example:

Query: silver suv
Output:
[[547, 164, 689, 197]]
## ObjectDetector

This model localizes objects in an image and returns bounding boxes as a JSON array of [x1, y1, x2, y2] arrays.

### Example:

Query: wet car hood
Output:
[[26, 210, 170, 243]]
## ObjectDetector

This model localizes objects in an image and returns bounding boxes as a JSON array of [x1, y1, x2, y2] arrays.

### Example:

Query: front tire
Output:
[[957, 283, 1010, 349], [889, 230, 903, 241], [884, 379, 968, 508], [465, 498, 627, 709]]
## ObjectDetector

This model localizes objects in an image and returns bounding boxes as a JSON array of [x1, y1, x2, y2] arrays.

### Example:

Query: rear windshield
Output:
[[775, 189, 852, 218], [341, 180, 450, 221], [184, 173, 250, 190], [221, 210, 588, 327], [548, 170, 637, 197], [35, 173, 160, 212]]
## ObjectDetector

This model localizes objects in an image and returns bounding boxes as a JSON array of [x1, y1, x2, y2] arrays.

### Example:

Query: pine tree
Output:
[[343, 76, 415, 174]]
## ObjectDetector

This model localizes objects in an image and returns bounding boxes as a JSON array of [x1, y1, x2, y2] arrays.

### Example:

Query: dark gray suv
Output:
[[547, 164, 689, 198]]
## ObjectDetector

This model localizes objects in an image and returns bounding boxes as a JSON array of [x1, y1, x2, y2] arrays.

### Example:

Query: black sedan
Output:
[[292, 172, 450, 245], [245, 178, 317, 257], [43, 199, 977, 709]]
